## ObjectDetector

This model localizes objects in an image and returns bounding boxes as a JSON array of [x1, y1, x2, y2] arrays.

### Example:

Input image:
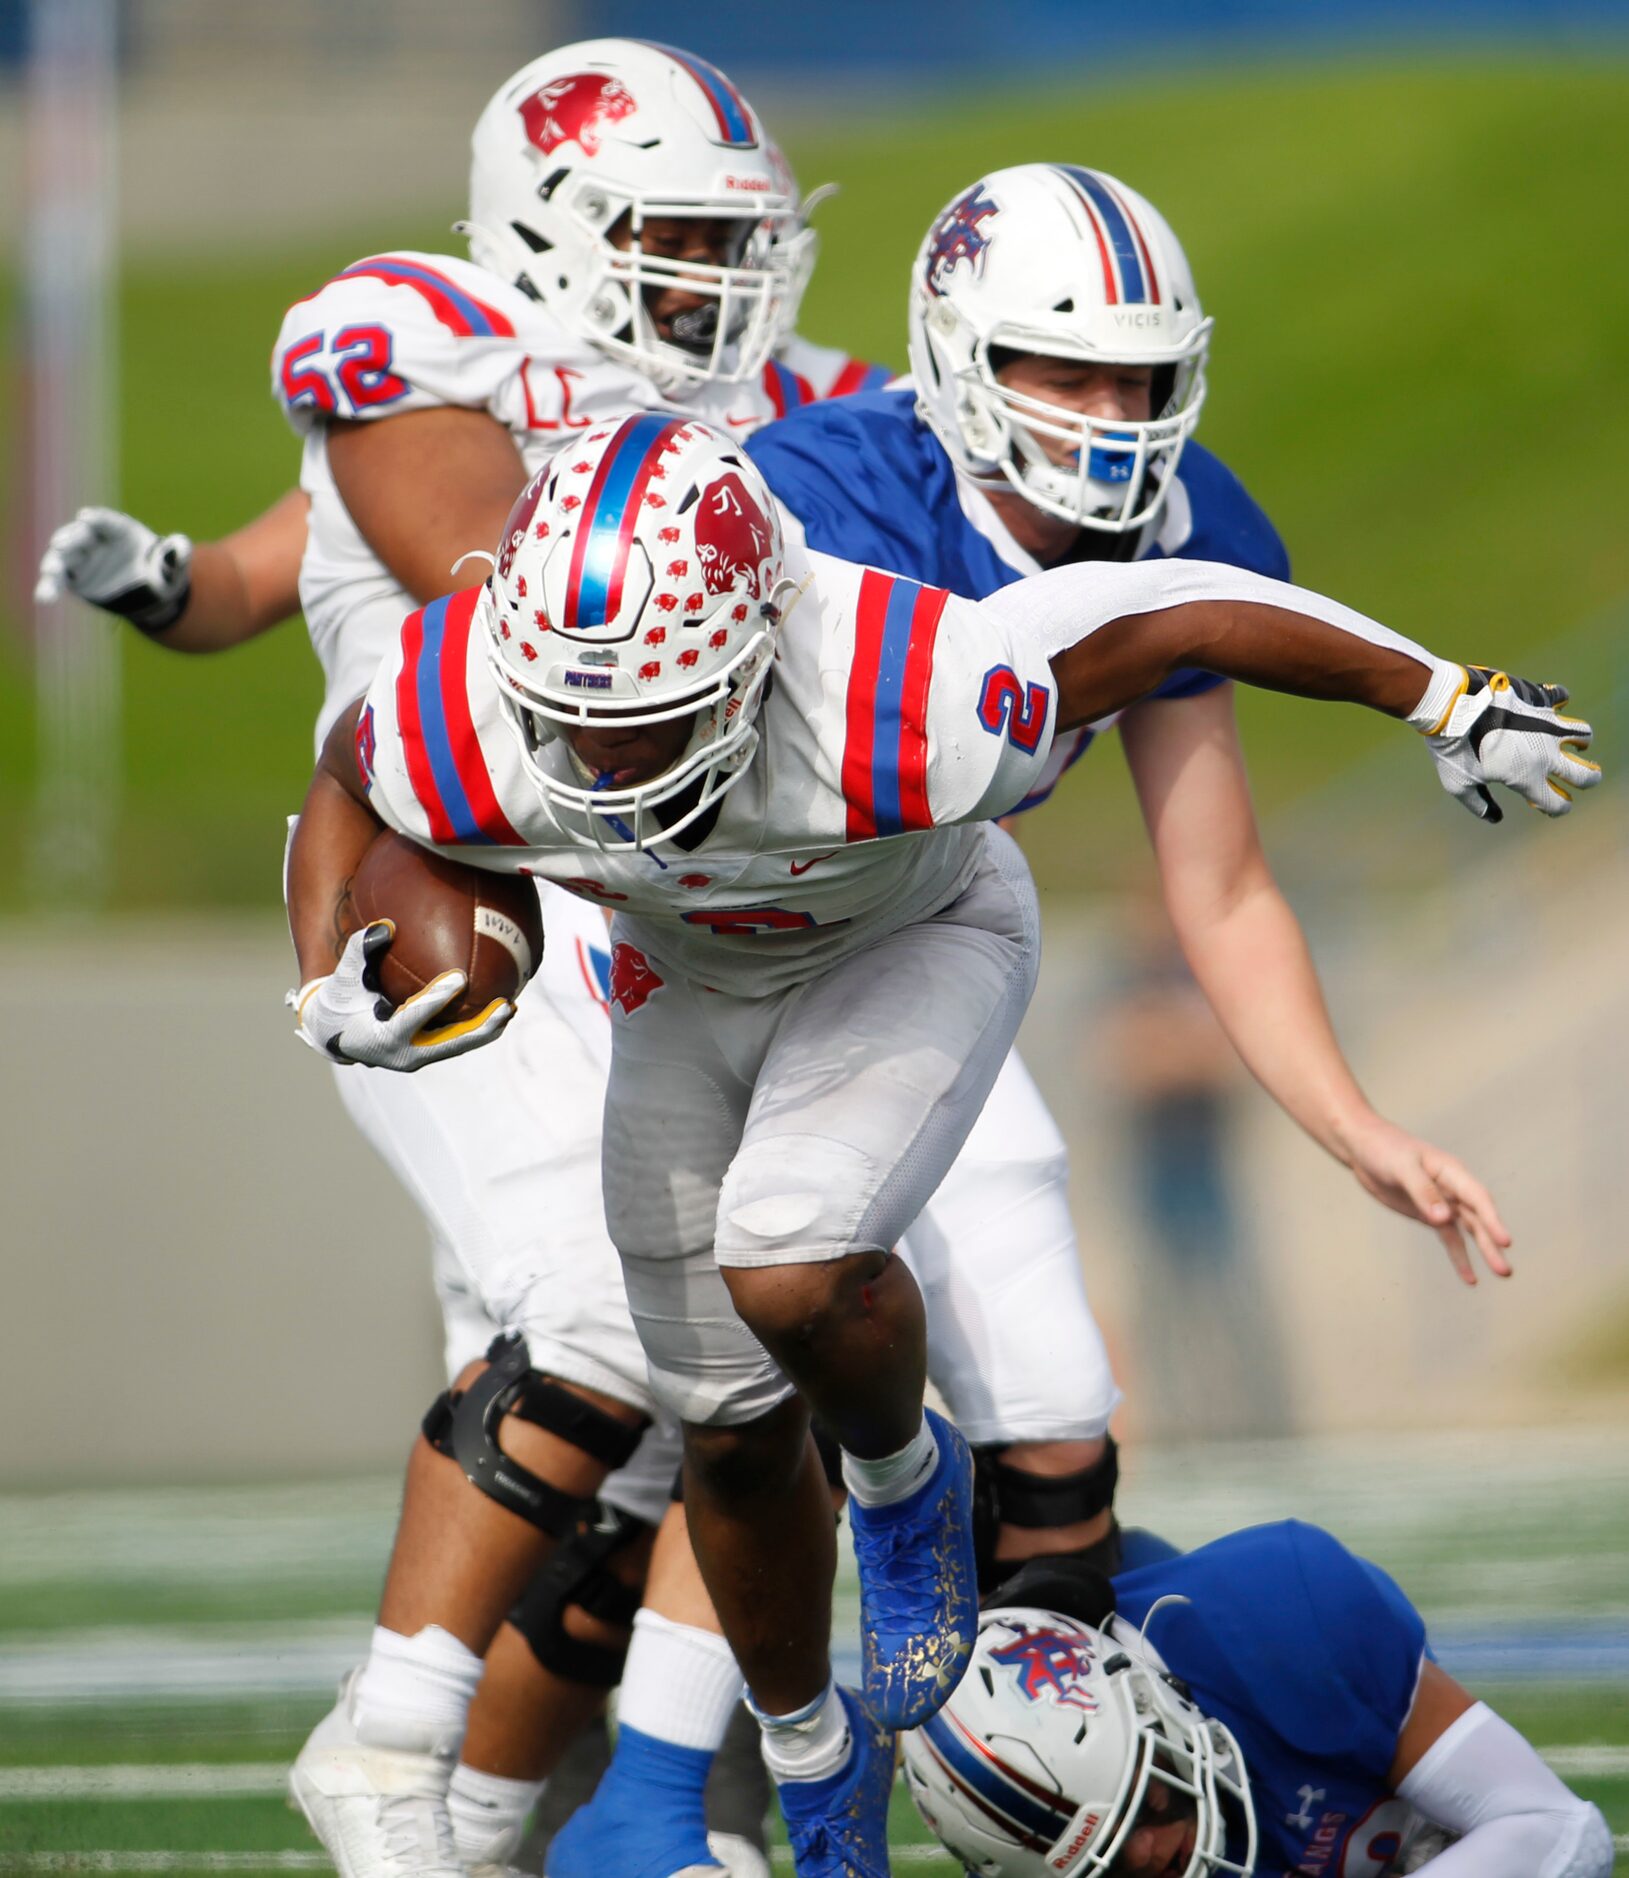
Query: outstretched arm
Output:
[[35, 489, 310, 652], [987, 558, 1599, 822], [1389, 1661, 1612, 1874], [1122, 685, 1511, 1283]]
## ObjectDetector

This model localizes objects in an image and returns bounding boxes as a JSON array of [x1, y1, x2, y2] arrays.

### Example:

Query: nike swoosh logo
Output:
[[789, 852, 837, 876]]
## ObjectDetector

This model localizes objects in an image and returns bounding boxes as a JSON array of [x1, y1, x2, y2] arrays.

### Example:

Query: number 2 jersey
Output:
[[746, 385, 1290, 812], [269, 248, 890, 750], [352, 545, 1431, 1000]]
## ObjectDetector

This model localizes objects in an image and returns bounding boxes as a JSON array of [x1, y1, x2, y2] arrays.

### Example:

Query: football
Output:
[[347, 831, 544, 1025]]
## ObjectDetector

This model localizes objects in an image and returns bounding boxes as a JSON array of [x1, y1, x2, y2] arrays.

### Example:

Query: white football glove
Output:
[[1409, 663, 1600, 822], [289, 922, 514, 1071], [34, 505, 193, 633]]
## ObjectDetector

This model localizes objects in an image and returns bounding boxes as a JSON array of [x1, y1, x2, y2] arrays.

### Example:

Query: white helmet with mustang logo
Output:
[[482, 412, 788, 850], [462, 38, 793, 390], [907, 163, 1212, 535], [901, 1599, 1256, 1876]]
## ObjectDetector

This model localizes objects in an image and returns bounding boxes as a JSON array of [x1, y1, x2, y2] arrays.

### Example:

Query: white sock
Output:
[[753, 1680, 852, 1785], [616, 1609, 746, 1752], [352, 1624, 483, 1754], [446, 1761, 544, 1864], [841, 1416, 938, 1508]]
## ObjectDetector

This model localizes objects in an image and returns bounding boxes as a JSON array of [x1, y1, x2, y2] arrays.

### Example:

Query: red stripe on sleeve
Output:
[[436, 589, 526, 845], [341, 262, 517, 339], [762, 361, 788, 420], [396, 606, 457, 844], [825, 359, 873, 400], [895, 585, 949, 830], [841, 570, 891, 841]]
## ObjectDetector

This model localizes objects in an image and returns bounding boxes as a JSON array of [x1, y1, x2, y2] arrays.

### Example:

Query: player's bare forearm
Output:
[[1052, 597, 1435, 728], [1049, 600, 1430, 732], [1179, 869, 1372, 1154], [157, 490, 310, 652], [327, 407, 528, 602], [1124, 691, 1375, 1157], [288, 700, 383, 984]]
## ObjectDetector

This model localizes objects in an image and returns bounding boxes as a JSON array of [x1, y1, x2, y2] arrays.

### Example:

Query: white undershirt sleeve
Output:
[[974, 556, 1462, 724], [1396, 1702, 1613, 1877]]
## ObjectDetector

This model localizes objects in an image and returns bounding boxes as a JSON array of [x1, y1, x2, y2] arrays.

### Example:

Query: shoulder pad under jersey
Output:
[[271, 251, 533, 436]]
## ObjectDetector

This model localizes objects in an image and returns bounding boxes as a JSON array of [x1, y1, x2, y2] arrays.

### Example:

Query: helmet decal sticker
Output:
[[518, 72, 637, 158], [923, 184, 1000, 298], [695, 471, 775, 598]]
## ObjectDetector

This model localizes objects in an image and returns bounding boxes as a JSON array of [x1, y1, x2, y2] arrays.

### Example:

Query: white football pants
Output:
[[601, 827, 1052, 1426]]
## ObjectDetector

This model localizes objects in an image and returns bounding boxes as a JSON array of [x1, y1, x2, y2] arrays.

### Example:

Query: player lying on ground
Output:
[[906, 1522, 1613, 1877], [37, 38, 892, 1878], [284, 414, 1596, 1875]]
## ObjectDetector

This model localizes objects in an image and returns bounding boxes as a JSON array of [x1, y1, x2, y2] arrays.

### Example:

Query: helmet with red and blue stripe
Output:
[[908, 164, 1211, 534], [462, 39, 793, 393], [902, 1601, 1255, 1877], [482, 413, 787, 850]]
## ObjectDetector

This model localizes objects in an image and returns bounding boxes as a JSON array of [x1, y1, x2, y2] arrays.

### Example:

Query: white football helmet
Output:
[[902, 1603, 1256, 1877], [462, 39, 794, 391], [483, 413, 787, 850], [908, 164, 1212, 534]]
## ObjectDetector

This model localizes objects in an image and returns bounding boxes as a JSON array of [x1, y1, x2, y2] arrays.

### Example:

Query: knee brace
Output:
[[971, 1435, 1121, 1590], [507, 1502, 650, 1689], [421, 1331, 646, 1538]]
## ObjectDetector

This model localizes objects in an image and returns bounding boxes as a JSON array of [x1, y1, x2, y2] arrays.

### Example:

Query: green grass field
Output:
[[2, 1431, 1625, 1872], [3, 56, 1627, 910]]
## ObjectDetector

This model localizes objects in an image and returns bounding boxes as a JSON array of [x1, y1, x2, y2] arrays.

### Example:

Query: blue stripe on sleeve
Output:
[[415, 595, 487, 845], [868, 577, 922, 837], [342, 259, 500, 337]]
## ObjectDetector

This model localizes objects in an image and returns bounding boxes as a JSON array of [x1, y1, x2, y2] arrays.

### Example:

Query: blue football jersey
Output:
[[746, 388, 1290, 810], [1113, 1522, 1427, 1877]]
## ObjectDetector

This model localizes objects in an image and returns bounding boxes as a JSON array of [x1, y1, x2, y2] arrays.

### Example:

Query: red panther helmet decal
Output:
[[694, 471, 775, 598], [519, 73, 637, 158]]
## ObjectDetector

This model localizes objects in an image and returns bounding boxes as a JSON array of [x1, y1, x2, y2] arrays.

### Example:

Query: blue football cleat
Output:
[[848, 1408, 977, 1730], [544, 1724, 724, 1878], [774, 1687, 895, 1878]]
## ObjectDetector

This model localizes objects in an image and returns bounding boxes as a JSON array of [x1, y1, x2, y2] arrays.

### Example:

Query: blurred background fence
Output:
[[2, 0, 1627, 1483]]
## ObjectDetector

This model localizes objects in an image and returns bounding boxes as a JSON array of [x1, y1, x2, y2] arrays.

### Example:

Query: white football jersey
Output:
[[269, 250, 887, 747], [354, 543, 1058, 997]]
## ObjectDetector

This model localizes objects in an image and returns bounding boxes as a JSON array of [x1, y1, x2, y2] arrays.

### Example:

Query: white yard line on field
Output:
[[0, 1763, 290, 1799], [1, 1745, 1625, 1802], [0, 1859, 329, 1873]]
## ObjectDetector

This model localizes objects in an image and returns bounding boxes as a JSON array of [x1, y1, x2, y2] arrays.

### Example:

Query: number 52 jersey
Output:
[[355, 542, 1061, 998]]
